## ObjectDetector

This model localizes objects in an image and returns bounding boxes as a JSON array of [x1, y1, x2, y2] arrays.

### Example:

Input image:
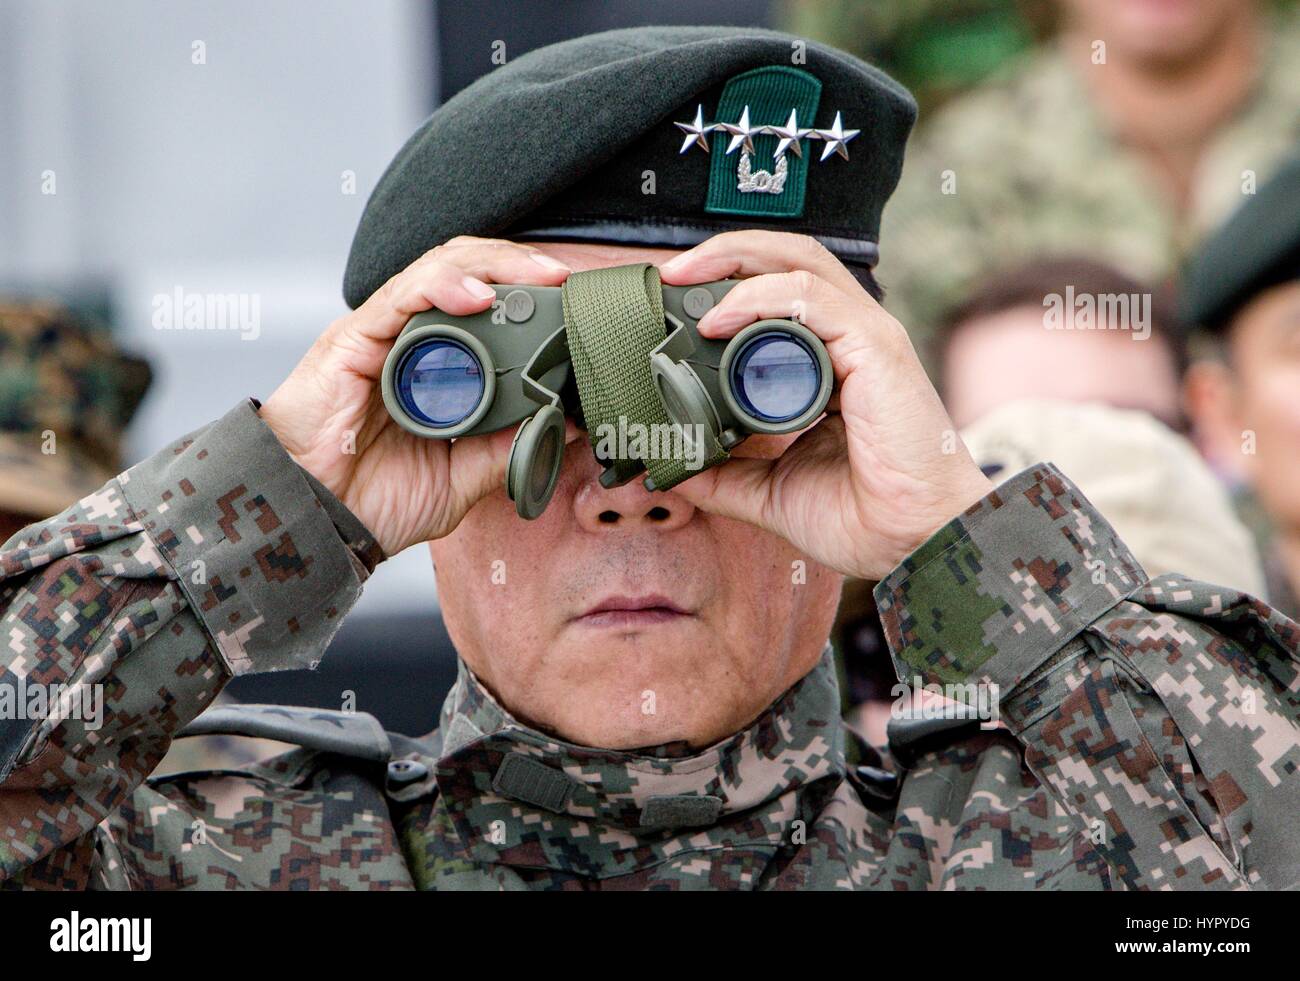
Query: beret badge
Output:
[[672, 66, 860, 219]]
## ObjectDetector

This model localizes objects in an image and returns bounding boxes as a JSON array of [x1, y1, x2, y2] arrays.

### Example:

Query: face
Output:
[[429, 241, 842, 751], [942, 305, 1183, 430], [1059, 0, 1251, 65], [1185, 281, 1300, 531]]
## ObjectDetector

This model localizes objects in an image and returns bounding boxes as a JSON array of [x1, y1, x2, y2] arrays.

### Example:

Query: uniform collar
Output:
[[1264, 545, 1300, 623], [425, 648, 845, 877]]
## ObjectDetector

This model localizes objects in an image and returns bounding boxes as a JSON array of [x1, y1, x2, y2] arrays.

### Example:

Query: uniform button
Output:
[[387, 759, 429, 787]]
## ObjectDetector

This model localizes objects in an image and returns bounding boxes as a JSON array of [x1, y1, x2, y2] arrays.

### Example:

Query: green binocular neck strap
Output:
[[562, 263, 726, 490]]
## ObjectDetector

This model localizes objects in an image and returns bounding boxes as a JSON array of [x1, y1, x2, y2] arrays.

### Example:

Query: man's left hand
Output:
[[659, 230, 994, 582]]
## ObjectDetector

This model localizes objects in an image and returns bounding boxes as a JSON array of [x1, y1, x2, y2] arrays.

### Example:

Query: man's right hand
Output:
[[259, 237, 572, 557]]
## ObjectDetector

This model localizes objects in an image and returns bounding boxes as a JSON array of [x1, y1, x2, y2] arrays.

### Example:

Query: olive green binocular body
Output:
[[380, 273, 832, 519]]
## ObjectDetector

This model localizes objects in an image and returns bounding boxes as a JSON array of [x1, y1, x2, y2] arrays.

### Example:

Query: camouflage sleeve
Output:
[[875, 463, 1300, 890], [0, 399, 383, 884]]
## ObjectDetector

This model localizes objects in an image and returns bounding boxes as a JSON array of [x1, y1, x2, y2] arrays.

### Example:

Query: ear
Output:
[[1183, 359, 1248, 479]]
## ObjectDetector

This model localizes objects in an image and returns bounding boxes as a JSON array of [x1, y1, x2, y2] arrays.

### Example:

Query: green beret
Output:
[[343, 26, 916, 309], [1181, 150, 1300, 332]]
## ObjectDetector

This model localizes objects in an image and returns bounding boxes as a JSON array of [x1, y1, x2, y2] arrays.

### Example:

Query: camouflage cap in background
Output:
[[0, 301, 152, 520], [960, 398, 1267, 597]]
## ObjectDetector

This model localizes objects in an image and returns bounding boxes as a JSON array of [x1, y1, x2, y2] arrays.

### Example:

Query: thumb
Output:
[[672, 455, 777, 530], [445, 428, 516, 517]]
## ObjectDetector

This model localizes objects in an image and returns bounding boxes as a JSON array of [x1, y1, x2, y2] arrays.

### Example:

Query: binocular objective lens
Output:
[[396, 339, 485, 428], [729, 333, 821, 424]]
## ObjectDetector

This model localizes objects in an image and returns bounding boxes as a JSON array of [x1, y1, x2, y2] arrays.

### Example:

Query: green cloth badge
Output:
[[706, 66, 822, 219]]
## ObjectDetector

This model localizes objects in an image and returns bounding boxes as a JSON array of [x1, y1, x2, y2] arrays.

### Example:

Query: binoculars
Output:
[[380, 275, 832, 519]]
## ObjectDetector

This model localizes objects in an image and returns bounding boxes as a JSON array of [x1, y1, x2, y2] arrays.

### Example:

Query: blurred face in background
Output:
[[1185, 281, 1300, 532], [1059, 0, 1254, 66], [941, 304, 1183, 430]]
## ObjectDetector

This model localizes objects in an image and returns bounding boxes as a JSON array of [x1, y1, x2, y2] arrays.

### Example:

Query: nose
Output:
[[572, 470, 696, 533]]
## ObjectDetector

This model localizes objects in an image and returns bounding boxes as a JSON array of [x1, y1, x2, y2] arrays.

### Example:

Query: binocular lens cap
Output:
[[650, 353, 719, 435], [507, 404, 566, 520]]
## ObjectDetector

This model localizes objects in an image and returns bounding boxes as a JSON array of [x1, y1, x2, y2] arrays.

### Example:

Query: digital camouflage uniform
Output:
[[2, 401, 1297, 890], [878, 12, 1300, 361]]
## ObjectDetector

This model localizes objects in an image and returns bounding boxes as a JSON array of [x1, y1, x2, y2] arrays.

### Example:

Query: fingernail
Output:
[[530, 253, 570, 272], [461, 276, 496, 301], [659, 254, 687, 274]]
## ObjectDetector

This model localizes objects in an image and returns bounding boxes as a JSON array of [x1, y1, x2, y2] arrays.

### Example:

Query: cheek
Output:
[[1241, 368, 1300, 501], [709, 521, 841, 645], [1258, 371, 1300, 434], [1239, 369, 1300, 447], [428, 493, 564, 660]]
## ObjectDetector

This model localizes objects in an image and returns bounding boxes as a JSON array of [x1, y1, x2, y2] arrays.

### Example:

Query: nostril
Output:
[[647, 506, 671, 522], [598, 510, 619, 524]]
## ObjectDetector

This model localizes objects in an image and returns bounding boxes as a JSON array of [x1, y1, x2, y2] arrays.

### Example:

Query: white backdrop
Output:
[[0, 0, 444, 612]]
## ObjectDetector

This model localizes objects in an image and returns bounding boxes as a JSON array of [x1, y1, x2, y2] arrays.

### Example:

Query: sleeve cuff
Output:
[[873, 463, 1147, 696], [117, 399, 383, 676]]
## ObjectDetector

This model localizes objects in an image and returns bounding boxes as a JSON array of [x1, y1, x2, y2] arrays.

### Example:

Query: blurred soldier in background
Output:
[[836, 257, 1266, 740], [780, 0, 1051, 116], [0, 301, 151, 541], [870, 0, 1300, 362], [1182, 152, 1300, 621], [928, 254, 1268, 597]]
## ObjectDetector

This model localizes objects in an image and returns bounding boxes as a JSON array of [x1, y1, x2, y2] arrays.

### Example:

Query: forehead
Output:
[[947, 305, 1174, 364], [1230, 280, 1300, 345], [942, 304, 1181, 421], [524, 240, 683, 272]]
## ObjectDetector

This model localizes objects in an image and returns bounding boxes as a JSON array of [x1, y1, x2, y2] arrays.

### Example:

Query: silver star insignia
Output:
[[718, 105, 757, 156], [767, 108, 811, 159], [812, 111, 861, 162], [674, 104, 716, 155]]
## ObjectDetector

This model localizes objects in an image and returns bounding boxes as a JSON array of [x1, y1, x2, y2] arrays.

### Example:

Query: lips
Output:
[[572, 594, 694, 628]]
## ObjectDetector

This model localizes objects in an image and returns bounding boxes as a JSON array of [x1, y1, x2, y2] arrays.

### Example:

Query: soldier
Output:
[[1182, 152, 1300, 623], [0, 301, 151, 542], [876, 0, 1300, 363], [0, 302, 156, 779], [1, 27, 1297, 891]]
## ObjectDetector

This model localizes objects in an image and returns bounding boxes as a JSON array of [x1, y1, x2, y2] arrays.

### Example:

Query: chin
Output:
[[560, 713, 700, 753], [534, 633, 754, 751]]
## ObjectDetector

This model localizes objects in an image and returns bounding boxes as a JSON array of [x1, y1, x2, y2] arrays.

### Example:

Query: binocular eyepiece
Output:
[[381, 276, 832, 518]]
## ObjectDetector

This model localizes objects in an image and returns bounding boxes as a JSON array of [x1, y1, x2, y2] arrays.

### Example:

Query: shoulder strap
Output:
[[174, 703, 392, 763], [563, 263, 726, 489]]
